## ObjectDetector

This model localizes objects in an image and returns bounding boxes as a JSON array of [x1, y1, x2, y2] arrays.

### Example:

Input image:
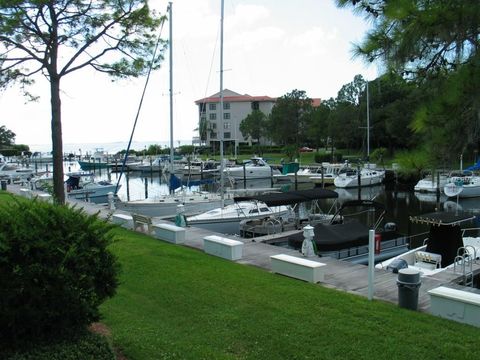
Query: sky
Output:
[[0, 0, 378, 152]]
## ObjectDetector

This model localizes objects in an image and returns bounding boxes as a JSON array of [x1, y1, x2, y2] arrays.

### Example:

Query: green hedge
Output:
[[0, 198, 120, 346]]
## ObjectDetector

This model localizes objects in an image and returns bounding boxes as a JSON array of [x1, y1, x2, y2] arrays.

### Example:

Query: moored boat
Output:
[[237, 188, 338, 238], [444, 171, 480, 198], [224, 157, 281, 180], [285, 200, 408, 264], [333, 166, 385, 188], [186, 199, 291, 235], [376, 212, 480, 277]]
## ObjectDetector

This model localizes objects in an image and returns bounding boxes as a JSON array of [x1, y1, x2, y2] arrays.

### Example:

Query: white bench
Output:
[[152, 223, 186, 244], [111, 213, 134, 229], [428, 286, 480, 328], [203, 235, 243, 261], [36, 193, 53, 203], [270, 254, 326, 283], [19, 188, 32, 199]]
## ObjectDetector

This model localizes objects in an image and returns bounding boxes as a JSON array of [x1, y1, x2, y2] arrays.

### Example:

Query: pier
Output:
[[5, 183, 480, 313]]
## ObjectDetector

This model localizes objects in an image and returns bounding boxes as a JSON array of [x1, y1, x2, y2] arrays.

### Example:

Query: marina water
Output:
[[49, 160, 480, 249]]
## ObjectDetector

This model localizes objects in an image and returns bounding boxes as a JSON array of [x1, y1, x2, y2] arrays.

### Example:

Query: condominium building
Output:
[[195, 89, 322, 148], [195, 89, 276, 148]]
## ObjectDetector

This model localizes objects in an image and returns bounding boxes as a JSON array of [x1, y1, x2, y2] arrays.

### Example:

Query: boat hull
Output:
[[78, 161, 109, 170], [334, 170, 384, 188]]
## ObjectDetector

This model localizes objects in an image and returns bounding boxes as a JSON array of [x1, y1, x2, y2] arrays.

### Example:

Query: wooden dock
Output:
[[5, 184, 480, 312]]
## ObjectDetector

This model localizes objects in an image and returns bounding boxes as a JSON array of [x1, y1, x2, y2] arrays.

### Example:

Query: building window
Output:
[[210, 122, 217, 130], [199, 103, 206, 114], [210, 132, 217, 139], [224, 132, 231, 139], [209, 113, 216, 120], [251, 101, 259, 110], [223, 122, 230, 129], [223, 102, 230, 110], [223, 112, 230, 120], [209, 103, 217, 110]]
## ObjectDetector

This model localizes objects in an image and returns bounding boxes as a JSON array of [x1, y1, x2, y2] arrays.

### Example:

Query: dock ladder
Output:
[[453, 245, 476, 287]]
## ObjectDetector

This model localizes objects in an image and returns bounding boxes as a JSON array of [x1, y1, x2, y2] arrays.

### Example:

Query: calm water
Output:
[[59, 161, 480, 247]]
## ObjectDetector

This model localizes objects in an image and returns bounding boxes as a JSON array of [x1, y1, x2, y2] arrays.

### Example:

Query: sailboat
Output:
[[334, 81, 385, 188], [115, 3, 232, 217]]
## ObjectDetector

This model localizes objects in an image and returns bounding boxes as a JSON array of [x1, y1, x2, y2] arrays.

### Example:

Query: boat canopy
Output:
[[234, 188, 338, 207], [409, 212, 476, 226]]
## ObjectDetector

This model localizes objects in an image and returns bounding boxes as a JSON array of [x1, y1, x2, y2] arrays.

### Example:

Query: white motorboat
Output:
[[224, 157, 281, 180], [65, 172, 119, 201], [238, 188, 338, 238], [444, 171, 480, 198], [186, 200, 291, 235], [414, 173, 449, 192], [309, 162, 347, 186], [376, 212, 480, 277], [285, 166, 325, 183], [333, 167, 385, 188], [127, 156, 166, 172], [180, 159, 219, 177], [0, 163, 35, 182]]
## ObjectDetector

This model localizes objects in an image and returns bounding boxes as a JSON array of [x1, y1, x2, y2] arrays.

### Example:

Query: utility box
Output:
[[282, 162, 299, 175]]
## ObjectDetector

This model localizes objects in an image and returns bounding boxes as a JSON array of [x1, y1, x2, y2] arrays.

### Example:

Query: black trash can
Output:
[[1, 180, 7, 191], [397, 268, 421, 310]]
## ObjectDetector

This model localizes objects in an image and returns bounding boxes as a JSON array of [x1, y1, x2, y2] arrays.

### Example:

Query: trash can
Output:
[[1, 180, 6, 191], [397, 268, 421, 310]]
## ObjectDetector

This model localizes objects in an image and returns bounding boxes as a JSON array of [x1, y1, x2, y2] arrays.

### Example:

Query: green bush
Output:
[[1, 330, 115, 360], [0, 199, 120, 345]]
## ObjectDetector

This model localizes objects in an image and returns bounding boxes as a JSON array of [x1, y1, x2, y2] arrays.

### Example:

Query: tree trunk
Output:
[[50, 75, 65, 204]]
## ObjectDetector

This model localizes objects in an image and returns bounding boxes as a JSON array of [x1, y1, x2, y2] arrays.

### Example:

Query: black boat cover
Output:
[[234, 188, 338, 207], [288, 219, 372, 251], [410, 211, 476, 267]]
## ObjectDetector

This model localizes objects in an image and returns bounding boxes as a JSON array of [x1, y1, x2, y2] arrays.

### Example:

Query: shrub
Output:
[[370, 147, 387, 164], [0, 199, 120, 345]]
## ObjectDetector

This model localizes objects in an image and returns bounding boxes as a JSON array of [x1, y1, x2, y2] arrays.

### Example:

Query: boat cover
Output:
[[410, 211, 476, 267], [234, 188, 338, 206], [288, 219, 371, 251]]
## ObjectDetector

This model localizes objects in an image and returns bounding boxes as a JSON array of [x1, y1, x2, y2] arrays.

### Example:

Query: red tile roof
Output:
[[195, 93, 321, 107], [195, 94, 275, 104]]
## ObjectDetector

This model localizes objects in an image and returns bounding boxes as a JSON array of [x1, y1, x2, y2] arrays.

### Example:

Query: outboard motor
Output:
[[386, 258, 408, 273], [384, 222, 397, 232]]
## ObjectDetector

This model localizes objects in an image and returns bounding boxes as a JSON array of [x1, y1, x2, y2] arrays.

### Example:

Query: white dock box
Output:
[[428, 286, 480, 328], [152, 223, 186, 244], [203, 235, 243, 261], [111, 213, 134, 229], [270, 254, 326, 283]]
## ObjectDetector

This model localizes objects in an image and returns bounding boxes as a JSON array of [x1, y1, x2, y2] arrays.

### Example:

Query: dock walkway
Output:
[[5, 184, 480, 312]]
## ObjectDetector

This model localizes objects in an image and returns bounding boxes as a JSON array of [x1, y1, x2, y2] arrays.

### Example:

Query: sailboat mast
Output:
[[366, 80, 370, 160], [169, 2, 174, 174], [219, 0, 225, 205]]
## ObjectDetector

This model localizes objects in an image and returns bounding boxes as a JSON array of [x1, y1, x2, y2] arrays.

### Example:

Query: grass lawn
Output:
[[101, 228, 480, 360]]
